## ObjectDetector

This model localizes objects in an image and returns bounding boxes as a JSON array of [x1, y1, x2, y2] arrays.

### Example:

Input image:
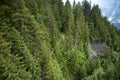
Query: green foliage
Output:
[[61, 0, 71, 33], [0, 0, 119, 80], [0, 36, 32, 80], [63, 46, 87, 79], [82, 68, 104, 80], [82, 0, 91, 22], [40, 42, 64, 80]]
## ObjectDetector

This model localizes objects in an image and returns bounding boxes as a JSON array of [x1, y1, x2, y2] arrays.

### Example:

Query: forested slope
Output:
[[0, 0, 119, 80]]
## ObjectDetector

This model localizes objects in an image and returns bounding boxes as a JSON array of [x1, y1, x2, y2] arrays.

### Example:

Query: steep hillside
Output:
[[0, 0, 119, 80]]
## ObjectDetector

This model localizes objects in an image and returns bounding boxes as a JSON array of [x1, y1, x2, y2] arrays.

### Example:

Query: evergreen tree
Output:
[[73, 0, 76, 7], [82, 0, 91, 22], [61, 0, 71, 33], [0, 0, 119, 80]]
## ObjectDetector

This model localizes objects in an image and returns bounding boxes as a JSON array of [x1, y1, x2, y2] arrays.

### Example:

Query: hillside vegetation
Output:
[[0, 0, 119, 80]]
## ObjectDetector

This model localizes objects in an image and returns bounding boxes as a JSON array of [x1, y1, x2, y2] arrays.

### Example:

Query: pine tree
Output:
[[40, 2, 63, 57], [90, 5, 103, 42], [82, 0, 91, 22], [73, 0, 76, 7], [40, 42, 64, 80], [0, 34, 32, 80], [50, 0, 63, 30], [61, 0, 71, 33], [0, 0, 120, 80]]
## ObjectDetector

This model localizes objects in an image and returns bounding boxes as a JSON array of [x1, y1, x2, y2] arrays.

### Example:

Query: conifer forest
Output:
[[0, 0, 120, 80]]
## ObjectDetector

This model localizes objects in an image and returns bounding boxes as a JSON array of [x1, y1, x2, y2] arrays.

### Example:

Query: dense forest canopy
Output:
[[0, 0, 120, 80]]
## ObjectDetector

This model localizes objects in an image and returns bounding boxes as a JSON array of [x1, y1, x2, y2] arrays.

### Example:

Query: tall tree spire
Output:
[[73, 0, 76, 7]]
